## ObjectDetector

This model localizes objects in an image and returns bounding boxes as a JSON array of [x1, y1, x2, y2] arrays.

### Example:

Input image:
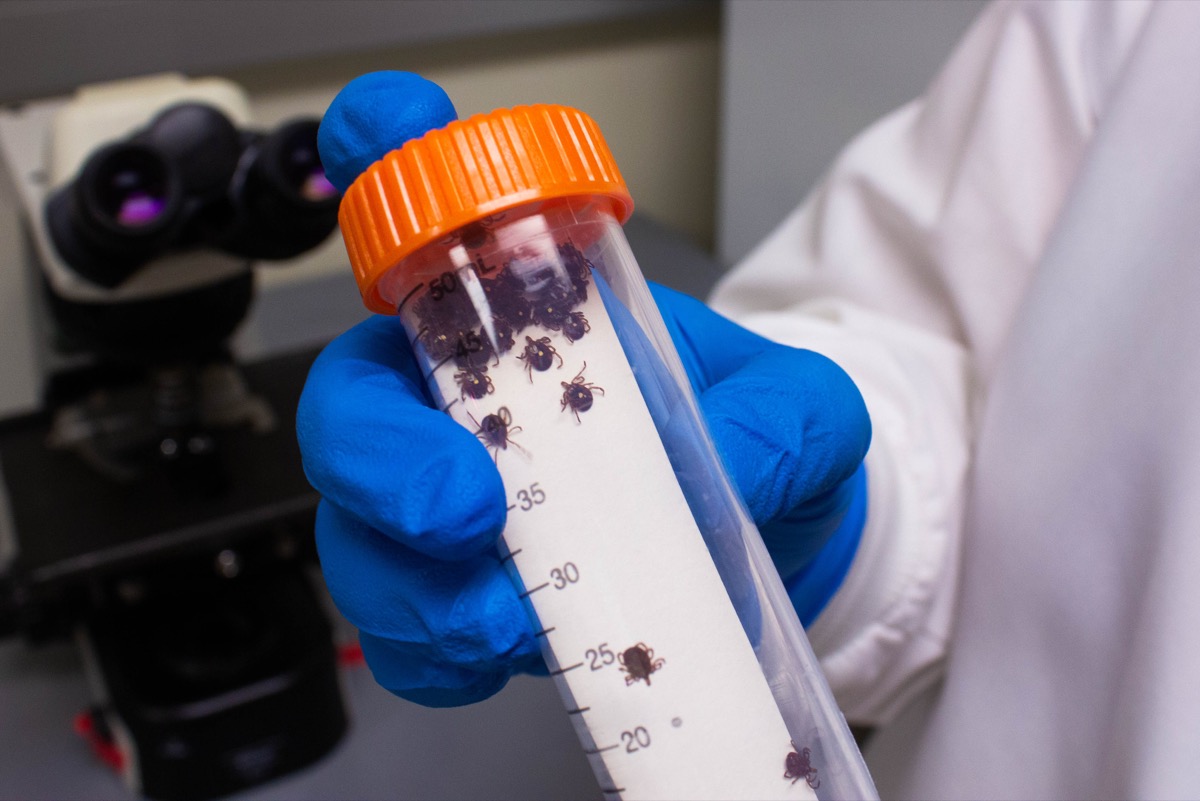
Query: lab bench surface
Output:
[[0, 635, 600, 801]]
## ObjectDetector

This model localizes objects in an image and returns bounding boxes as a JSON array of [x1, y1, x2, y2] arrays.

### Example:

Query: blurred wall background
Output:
[[719, 0, 987, 266]]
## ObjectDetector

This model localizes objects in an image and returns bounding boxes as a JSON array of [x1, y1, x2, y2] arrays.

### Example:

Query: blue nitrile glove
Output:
[[649, 283, 870, 626], [298, 71, 872, 707]]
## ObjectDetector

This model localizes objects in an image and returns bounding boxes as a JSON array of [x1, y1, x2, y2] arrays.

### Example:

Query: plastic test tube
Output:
[[334, 98, 877, 801]]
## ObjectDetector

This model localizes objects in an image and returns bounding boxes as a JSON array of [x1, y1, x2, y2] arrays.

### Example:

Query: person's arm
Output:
[[711, 0, 1155, 724]]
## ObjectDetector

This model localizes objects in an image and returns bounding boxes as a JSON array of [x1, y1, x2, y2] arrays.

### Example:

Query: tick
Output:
[[421, 326, 493, 368], [488, 319, 516, 355], [453, 327, 497, 371], [618, 643, 664, 686], [471, 407, 526, 463], [560, 310, 590, 343], [517, 336, 563, 380], [454, 366, 493, 400], [483, 268, 534, 331], [530, 286, 573, 330], [557, 241, 593, 301], [421, 328, 460, 362], [784, 743, 820, 789], [447, 214, 503, 250], [560, 363, 605, 422]]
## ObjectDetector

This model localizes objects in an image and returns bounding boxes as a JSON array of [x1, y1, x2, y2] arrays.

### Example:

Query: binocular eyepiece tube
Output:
[[46, 102, 341, 288]]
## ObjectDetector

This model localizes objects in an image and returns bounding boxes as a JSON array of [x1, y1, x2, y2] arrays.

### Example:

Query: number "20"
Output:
[[621, 727, 651, 752]]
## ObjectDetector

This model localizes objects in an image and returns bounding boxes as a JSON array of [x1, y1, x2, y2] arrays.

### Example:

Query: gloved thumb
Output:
[[317, 71, 457, 191]]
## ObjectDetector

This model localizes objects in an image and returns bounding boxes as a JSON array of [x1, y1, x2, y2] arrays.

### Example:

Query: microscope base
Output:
[[79, 562, 346, 801]]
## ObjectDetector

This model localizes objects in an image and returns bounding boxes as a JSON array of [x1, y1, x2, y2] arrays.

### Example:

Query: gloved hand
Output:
[[298, 71, 872, 707], [652, 283, 871, 626]]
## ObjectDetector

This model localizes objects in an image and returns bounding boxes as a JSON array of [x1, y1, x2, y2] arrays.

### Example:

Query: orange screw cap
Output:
[[337, 104, 634, 314]]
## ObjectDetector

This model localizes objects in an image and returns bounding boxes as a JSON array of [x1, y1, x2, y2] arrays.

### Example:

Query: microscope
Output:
[[0, 74, 347, 799]]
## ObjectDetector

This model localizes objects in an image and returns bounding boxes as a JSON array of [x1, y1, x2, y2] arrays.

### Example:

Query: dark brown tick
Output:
[[560, 310, 590, 343], [784, 742, 820, 789], [452, 214, 503, 250], [618, 642, 664, 686], [470, 407, 526, 463], [531, 295, 570, 330], [560, 362, 605, 422], [517, 335, 562, 381], [454, 365, 493, 400]]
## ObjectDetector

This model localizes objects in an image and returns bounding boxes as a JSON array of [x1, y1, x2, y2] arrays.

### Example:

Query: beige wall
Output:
[[223, 11, 720, 292]]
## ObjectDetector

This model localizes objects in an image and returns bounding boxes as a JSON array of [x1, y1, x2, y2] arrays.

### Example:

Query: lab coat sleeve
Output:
[[709, 0, 1153, 725]]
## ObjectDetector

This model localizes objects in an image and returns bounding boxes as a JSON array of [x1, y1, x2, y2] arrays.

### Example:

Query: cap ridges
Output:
[[338, 104, 633, 313]]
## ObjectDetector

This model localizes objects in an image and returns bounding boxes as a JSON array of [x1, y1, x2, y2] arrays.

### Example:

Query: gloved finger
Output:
[[766, 463, 868, 623], [359, 629, 547, 708], [315, 501, 542, 705], [318, 71, 458, 192], [700, 345, 870, 524], [649, 282, 774, 394], [358, 630, 512, 707], [649, 283, 871, 525], [297, 315, 507, 560]]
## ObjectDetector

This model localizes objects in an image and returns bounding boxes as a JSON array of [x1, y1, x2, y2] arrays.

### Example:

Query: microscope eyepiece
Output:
[[44, 103, 342, 286], [263, 119, 339, 206], [78, 142, 178, 236], [216, 118, 340, 259], [43, 141, 185, 287]]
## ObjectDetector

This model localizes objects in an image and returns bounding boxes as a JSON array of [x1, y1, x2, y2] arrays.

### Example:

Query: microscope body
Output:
[[0, 74, 347, 800]]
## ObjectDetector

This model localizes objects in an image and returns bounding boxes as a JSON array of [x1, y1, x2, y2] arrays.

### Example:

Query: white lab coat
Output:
[[710, 1, 1200, 797]]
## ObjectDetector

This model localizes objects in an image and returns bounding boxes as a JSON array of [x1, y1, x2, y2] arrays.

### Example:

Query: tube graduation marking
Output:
[[550, 662, 583, 676], [397, 283, 424, 314], [423, 354, 454, 382], [517, 582, 550, 599]]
